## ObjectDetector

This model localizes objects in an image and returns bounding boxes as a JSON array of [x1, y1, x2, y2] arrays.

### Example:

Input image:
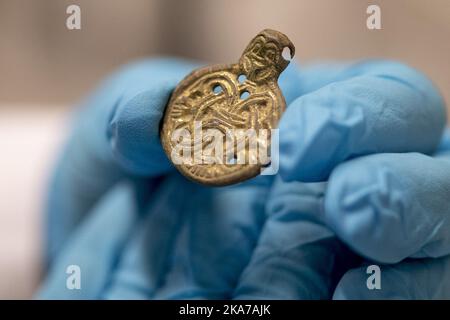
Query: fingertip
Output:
[[107, 59, 202, 176], [279, 84, 366, 182], [278, 60, 446, 182], [108, 86, 175, 176], [325, 154, 416, 264], [326, 152, 450, 263]]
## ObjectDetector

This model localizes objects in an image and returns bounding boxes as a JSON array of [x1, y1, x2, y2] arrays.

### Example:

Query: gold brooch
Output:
[[161, 29, 295, 186]]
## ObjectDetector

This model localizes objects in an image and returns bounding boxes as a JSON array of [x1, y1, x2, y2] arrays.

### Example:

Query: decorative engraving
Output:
[[161, 29, 295, 186]]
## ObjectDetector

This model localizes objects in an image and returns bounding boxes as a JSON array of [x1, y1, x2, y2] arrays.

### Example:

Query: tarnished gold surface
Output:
[[161, 29, 295, 186]]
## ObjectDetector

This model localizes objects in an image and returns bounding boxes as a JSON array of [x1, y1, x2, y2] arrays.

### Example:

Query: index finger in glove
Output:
[[278, 60, 446, 182]]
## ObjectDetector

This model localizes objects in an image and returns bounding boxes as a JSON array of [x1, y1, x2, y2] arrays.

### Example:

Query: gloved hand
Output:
[[37, 57, 450, 299]]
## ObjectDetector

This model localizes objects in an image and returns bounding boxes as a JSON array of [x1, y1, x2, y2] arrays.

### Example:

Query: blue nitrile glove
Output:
[[235, 61, 450, 299], [37, 57, 450, 300]]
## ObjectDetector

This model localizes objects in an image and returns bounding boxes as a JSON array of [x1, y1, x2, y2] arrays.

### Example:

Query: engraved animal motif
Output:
[[161, 29, 295, 186]]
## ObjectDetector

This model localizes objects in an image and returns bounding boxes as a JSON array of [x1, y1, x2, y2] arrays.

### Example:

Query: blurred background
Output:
[[0, 0, 449, 298]]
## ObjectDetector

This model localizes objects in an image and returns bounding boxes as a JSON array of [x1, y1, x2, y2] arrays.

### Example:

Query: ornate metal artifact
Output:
[[161, 29, 295, 186]]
